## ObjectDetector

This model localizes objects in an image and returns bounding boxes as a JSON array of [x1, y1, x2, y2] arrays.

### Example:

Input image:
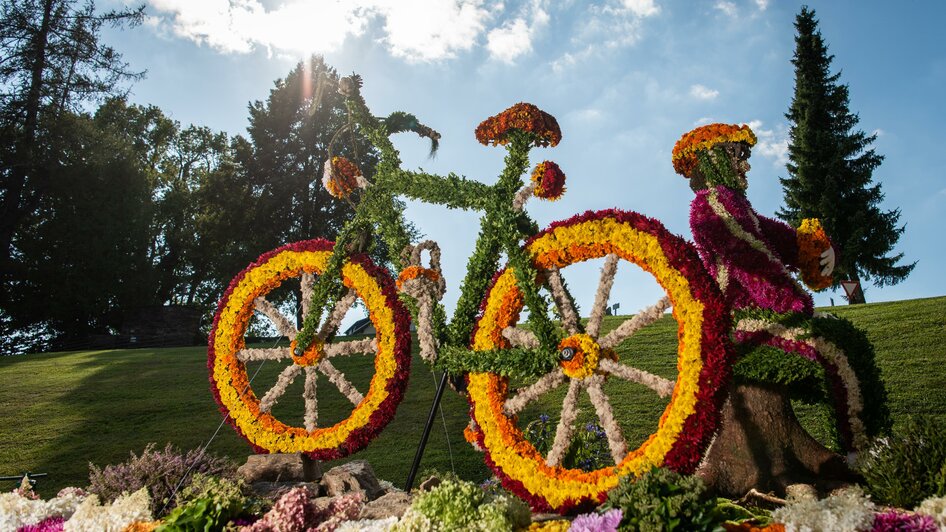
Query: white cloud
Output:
[[714, 1, 738, 17], [372, 0, 493, 62], [146, 0, 497, 62], [689, 84, 719, 101], [754, 0, 770, 10], [620, 0, 660, 17], [748, 119, 789, 165], [872, 128, 885, 137], [485, 0, 549, 64]]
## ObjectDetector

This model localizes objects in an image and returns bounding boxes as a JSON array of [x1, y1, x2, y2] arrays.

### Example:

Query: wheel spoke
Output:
[[236, 347, 292, 363], [586, 375, 628, 464], [324, 338, 377, 358], [317, 289, 357, 341], [254, 297, 298, 340], [546, 379, 583, 467], [300, 272, 315, 317], [318, 359, 364, 406], [502, 327, 539, 349], [599, 358, 675, 398], [586, 254, 619, 338], [599, 296, 671, 349], [545, 267, 581, 335], [503, 368, 566, 416], [303, 367, 318, 431], [259, 364, 302, 413]]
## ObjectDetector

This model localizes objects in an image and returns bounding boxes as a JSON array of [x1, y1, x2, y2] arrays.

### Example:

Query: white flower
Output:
[[772, 487, 876, 532], [64, 488, 152, 532], [916, 495, 946, 529]]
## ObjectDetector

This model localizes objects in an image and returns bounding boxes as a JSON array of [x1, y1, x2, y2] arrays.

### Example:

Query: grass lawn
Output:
[[1, 295, 943, 497]]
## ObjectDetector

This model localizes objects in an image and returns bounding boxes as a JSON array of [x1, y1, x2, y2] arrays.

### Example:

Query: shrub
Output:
[[88, 443, 236, 517], [157, 474, 251, 531], [858, 416, 946, 507], [394, 477, 530, 531], [601, 466, 719, 531], [770, 487, 875, 532]]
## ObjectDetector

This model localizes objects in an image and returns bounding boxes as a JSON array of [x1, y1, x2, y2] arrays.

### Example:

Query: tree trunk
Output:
[[696, 381, 860, 498]]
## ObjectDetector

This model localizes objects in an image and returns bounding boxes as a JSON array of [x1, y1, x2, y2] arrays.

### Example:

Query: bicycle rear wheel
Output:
[[466, 210, 733, 513], [208, 239, 411, 460]]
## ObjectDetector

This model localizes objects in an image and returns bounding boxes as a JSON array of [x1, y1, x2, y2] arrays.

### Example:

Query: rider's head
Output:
[[672, 124, 756, 193]]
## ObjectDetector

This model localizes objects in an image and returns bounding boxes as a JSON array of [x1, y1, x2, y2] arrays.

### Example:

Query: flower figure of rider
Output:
[[673, 123, 835, 316]]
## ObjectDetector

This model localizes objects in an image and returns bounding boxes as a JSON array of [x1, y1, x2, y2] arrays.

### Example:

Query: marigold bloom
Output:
[[531, 161, 566, 200], [672, 123, 757, 177], [475, 102, 562, 148], [797, 218, 833, 290]]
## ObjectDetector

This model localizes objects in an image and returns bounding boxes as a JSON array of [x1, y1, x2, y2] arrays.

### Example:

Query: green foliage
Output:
[[859, 416, 946, 508], [779, 6, 914, 297], [602, 467, 720, 531], [397, 477, 530, 531], [157, 474, 253, 531], [524, 415, 610, 471], [436, 345, 556, 379]]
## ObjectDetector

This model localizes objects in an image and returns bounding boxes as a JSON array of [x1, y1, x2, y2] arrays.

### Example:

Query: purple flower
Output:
[[539, 413, 550, 423], [872, 510, 938, 531], [16, 516, 65, 532], [570, 508, 622, 532]]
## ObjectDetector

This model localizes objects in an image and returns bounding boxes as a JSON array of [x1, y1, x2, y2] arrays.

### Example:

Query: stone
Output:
[[248, 481, 317, 500], [359, 491, 412, 520], [418, 475, 441, 492], [786, 483, 818, 501], [238, 453, 323, 484], [320, 460, 384, 501]]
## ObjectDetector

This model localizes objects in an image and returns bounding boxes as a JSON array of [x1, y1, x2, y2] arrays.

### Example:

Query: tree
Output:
[[778, 6, 914, 303], [237, 56, 382, 326], [0, 0, 143, 289]]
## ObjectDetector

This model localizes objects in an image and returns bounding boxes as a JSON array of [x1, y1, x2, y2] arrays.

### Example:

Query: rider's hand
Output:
[[820, 246, 836, 277]]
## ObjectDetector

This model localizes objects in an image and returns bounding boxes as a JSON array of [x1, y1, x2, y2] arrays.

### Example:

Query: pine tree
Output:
[[778, 6, 914, 303]]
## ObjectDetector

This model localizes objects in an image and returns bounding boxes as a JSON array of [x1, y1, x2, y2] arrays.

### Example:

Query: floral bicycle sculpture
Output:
[[208, 76, 734, 512]]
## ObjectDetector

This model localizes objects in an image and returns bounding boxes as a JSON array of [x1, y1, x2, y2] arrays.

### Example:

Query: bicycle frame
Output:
[[293, 82, 562, 379]]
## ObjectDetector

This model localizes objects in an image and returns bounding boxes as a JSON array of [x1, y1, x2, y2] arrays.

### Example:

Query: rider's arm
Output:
[[756, 214, 801, 270]]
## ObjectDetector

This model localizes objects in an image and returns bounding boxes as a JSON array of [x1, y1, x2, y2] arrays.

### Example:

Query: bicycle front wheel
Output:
[[466, 210, 733, 513], [208, 239, 411, 460]]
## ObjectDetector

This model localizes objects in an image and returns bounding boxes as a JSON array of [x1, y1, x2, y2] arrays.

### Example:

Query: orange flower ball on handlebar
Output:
[[323, 156, 364, 199], [672, 123, 757, 177], [475, 102, 562, 148], [531, 161, 566, 200]]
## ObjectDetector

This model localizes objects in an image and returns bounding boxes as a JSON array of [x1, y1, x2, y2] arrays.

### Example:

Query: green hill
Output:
[[1, 296, 944, 497]]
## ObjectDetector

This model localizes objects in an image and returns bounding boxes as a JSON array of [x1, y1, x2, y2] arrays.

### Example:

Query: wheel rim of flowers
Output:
[[208, 239, 411, 460], [466, 210, 733, 513]]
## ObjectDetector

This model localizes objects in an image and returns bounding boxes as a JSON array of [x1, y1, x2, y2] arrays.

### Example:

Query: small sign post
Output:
[[840, 280, 861, 302]]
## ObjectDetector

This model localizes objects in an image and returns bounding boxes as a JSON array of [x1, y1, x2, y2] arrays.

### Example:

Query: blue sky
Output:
[[103, 0, 945, 327]]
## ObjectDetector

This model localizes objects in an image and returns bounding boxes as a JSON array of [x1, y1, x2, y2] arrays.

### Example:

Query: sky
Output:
[[101, 0, 946, 331]]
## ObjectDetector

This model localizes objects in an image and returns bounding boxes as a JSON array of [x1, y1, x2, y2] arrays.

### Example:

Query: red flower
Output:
[[531, 161, 566, 200], [475, 103, 562, 148]]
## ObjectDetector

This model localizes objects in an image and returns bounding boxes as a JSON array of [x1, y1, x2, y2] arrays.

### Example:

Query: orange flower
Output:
[[796, 218, 833, 290], [323, 156, 363, 199], [475, 103, 562, 148], [396, 265, 442, 291], [672, 123, 757, 177]]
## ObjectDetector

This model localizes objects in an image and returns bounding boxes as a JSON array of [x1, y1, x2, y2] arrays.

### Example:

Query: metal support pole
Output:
[[405, 371, 449, 491]]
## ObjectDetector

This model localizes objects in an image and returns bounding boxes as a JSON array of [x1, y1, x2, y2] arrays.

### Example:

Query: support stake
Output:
[[405, 371, 449, 491]]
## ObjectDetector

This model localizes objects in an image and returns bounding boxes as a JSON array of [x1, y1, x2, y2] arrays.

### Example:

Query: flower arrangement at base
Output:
[[531, 161, 566, 201], [465, 209, 733, 513], [391, 476, 530, 532], [796, 218, 833, 291], [208, 239, 411, 460], [672, 123, 757, 177], [601, 467, 721, 532], [475, 103, 562, 148], [771, 487, 876, 532]]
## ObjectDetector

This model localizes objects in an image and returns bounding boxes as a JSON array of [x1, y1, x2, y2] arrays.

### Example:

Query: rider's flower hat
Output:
[[672, 123, 757, 177]]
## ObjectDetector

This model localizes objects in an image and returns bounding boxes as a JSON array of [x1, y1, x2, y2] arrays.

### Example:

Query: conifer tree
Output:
[[779, 6, 914, 303]]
